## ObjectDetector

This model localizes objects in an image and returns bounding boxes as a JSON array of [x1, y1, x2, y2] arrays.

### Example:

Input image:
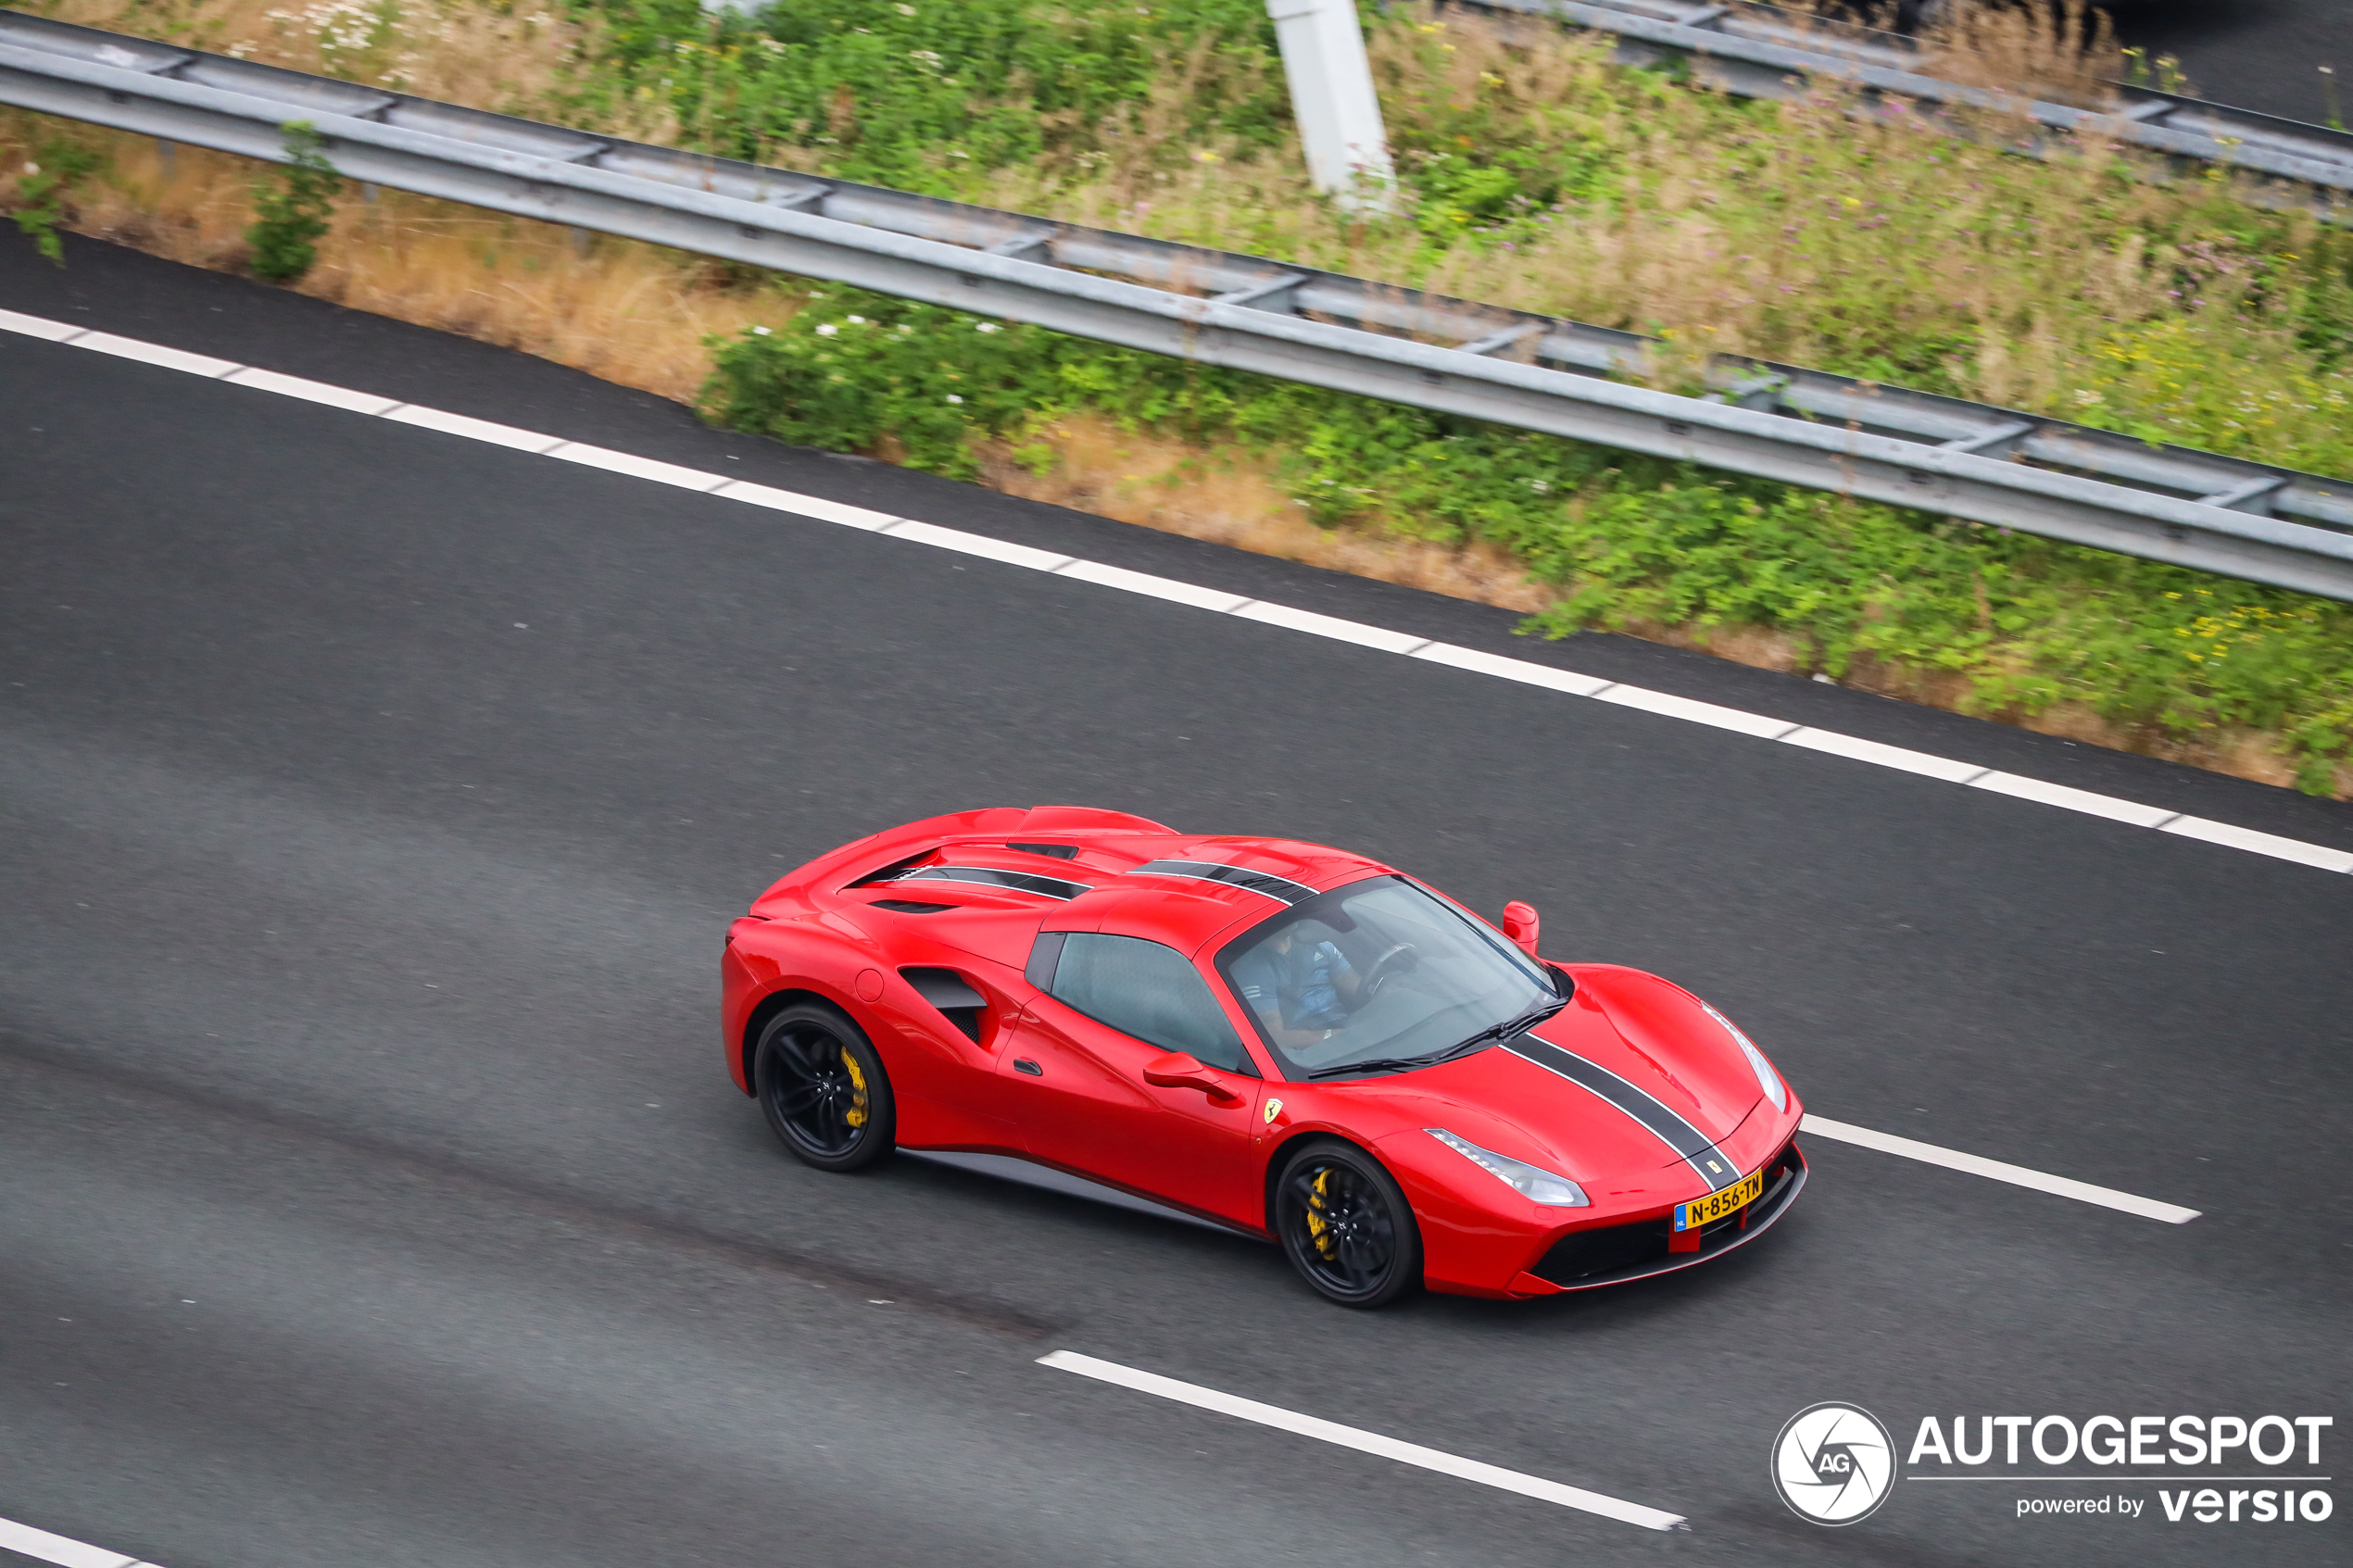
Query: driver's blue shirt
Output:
[[1231, 938, 1353, 1030]]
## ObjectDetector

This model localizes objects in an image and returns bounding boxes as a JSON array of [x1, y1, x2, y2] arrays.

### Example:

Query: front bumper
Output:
[[1510, 1139, 1807, 1294]]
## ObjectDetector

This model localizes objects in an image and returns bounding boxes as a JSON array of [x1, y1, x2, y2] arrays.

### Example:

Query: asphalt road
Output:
[[2111, 0, 2350, 126], [3, 235, 2349, 1568]]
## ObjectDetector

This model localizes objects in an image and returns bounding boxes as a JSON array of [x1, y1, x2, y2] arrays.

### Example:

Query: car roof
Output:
[[823, 814, 1394, 960]]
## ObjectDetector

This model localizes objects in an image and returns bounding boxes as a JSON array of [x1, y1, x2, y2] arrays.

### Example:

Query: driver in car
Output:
[[1230, 921, 1361, 1051]]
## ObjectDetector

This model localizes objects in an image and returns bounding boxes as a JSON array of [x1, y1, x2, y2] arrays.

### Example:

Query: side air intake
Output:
[[901, 967, 988, 1043]]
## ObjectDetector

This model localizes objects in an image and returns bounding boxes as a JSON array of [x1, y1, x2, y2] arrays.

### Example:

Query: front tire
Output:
[[1276, 1140, 1422, 1308], [754, 1001, 895, 1172]]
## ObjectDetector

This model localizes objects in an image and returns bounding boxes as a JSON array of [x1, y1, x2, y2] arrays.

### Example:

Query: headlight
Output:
[[1426, 1128, 1589, 1207], [1703, 1002, 1786, 1112]]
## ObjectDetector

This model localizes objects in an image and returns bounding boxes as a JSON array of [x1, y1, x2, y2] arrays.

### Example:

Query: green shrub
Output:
[[573, 0, 1287, 189], [10, 136, 102, 265], [245, 122, 343, 283]]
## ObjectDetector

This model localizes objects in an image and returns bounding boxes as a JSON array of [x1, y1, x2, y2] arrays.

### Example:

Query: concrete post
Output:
[[1265, 0, 1395, 211]]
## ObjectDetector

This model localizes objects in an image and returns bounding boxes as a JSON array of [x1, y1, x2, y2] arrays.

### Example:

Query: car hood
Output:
[[1359, 965, 1765, 1184]]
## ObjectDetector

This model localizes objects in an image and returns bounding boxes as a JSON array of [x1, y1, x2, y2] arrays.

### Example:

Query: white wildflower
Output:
[[752, 325, 773, 335], [945, 394, 964, 404], [816, 322, 839, 336]]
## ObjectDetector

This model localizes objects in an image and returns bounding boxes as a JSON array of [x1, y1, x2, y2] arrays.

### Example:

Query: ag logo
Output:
[[1771, 1402, 1895, 1525]]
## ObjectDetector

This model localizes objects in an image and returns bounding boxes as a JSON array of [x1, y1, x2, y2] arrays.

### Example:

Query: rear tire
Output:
[[754, 1001, 895, 1172], [1275, 1140, 1421, 1309]]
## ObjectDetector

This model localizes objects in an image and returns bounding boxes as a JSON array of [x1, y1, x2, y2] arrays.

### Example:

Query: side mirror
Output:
[[1142, 1051, 1246, 1106], [1502, 900, 1541, 960]]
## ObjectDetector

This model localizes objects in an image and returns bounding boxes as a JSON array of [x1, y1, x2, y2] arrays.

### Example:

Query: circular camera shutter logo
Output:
[[1771, 1402, 1896, 1525]]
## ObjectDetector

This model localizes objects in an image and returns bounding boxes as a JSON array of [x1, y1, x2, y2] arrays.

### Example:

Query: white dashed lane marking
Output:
[[0, 1513, 170, 1568], [1800, 1116, 2200, 1223], [1037, 1350, 1690, 1530]]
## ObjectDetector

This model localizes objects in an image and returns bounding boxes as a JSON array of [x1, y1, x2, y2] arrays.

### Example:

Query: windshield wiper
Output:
[[1305, 1055, 1438, 1081], [1305, 997, 1569, 1082], [1446, 996, 1570, 1058]]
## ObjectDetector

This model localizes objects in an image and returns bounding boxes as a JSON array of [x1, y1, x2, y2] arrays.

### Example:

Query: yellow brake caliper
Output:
[[1305, 1169, 1336, 1259], [841, 1047, 869, 1130]]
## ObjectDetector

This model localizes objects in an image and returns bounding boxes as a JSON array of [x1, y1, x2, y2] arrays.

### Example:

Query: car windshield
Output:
[[1216, 876, 1557, 1081]]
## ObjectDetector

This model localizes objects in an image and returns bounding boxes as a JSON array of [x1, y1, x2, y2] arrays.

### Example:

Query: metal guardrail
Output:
[[1484, 0, 2353, 201], [3, 10, 2351, 599]]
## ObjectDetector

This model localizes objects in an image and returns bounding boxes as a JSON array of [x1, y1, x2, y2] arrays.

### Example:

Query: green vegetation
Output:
[[589, 1, 2353, 471], [245, 122, 342, 282], [573, 0, 1289, 187], [10, 135, 101, 264], [706, 284, 2353, 792]]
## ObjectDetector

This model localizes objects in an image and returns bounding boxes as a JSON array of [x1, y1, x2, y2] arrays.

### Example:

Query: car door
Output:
[[1000, 931, 1265, 1228]]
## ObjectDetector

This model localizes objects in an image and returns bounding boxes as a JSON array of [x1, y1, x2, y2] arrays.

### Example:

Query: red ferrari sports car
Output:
[[722, 807, 1806, 1307]]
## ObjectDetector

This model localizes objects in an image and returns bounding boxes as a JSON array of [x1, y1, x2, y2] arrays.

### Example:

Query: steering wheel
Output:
[[1360, 942, 1419, 1000]]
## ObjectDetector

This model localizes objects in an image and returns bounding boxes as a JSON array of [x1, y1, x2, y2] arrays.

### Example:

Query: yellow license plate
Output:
[[1677, 1168, 1764, 1233]]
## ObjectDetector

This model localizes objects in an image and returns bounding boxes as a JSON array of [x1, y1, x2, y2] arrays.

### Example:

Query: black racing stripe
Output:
[[1505, 1038, 1743, 1190], [877, 865, 1093, 901], [1131, 859, 1318, 904]]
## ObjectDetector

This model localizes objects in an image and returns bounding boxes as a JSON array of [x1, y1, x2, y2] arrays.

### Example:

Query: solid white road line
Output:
[[548, 442, 733, 492], [714, 478, 897, 530], [1780, 725, 1990, 784], [1052, 557, 1252, 612], [72, 331, 237, 379], [1801, 1114, 2202, 1223], [1036, 1350, 1690, 1531], [1968, 771, 2182, 830], [1229, 599, 1433, 654], [8, 307, 2351, 879], [883, 518, 1075, 571], [0, 1514, 167, 1568], [380, 403, 565, 454], [2159, 812, 2353, 872], [221, 365, 401, 415], [1411, 640, 1613, 696], [1592, 682, 1798, 739]]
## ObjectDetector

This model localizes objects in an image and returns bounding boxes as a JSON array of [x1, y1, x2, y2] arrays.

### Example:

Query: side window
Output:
[[1048, 933, 1256, 1076]]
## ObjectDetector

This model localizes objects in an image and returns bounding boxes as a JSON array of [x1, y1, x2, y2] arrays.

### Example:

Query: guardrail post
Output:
[[1265, 0, 1396, 212]]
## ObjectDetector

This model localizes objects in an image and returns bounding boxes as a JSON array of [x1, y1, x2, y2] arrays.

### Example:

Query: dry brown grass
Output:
[[47, 0, 635, 121], [19, 126, 764, 396], [1770, 1, 2126, 108], [1912, 0, 2126, 109], [982, 415, 1555, 610]]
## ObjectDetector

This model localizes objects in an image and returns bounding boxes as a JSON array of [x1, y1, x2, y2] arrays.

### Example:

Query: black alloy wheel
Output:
[[1276, 1140, 1422, 1309], [754, 1001, 896, 1172]]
